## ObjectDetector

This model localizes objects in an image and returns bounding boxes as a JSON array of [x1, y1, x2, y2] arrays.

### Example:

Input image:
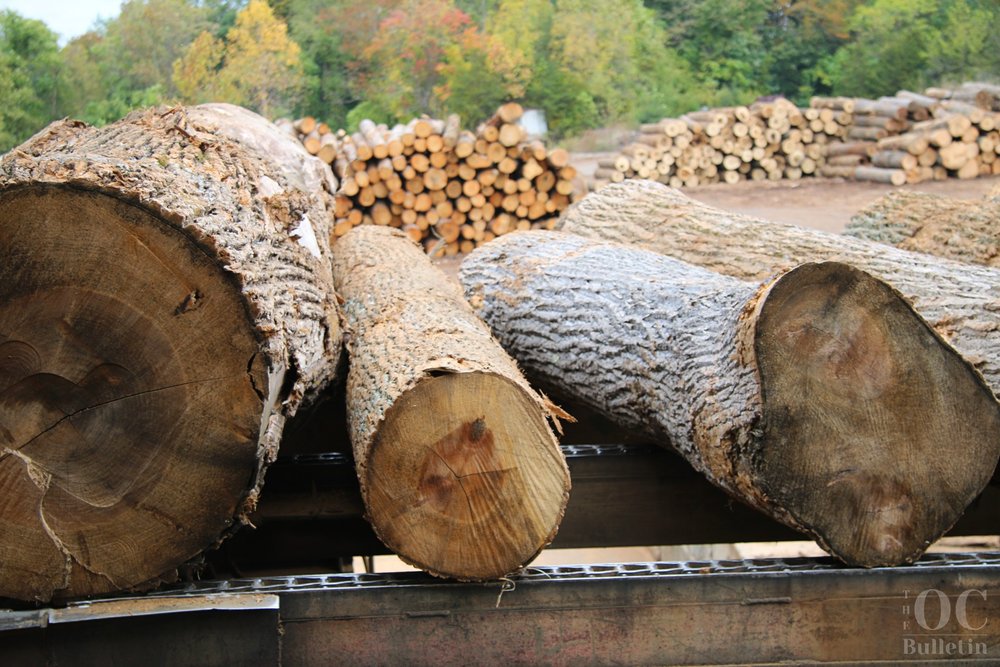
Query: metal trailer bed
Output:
[[3, 438, 1000, 665]]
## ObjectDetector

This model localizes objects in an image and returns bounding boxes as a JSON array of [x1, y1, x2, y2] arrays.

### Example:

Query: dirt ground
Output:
[[571, 151, 1000, 233]]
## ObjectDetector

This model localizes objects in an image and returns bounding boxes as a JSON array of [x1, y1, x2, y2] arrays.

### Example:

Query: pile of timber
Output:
[[509, 178, 1000, 566], [596, 82, 1000, 191], [283, 104, 575, 256], [594, 98, 849, 188], [275, 115, 343, 166], [462, 185, 1000, 567], [813, 82, 1000, 185]]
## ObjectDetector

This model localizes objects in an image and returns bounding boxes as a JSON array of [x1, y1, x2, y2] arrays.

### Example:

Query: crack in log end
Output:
[[173, 289, 203, 315], [417, 419, 510, 517], [246, 353, 265, 401]]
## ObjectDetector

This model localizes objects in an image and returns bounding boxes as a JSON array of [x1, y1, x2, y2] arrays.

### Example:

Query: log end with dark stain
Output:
[[754, 262, 1000, 567], [0, 185, 266, 601]]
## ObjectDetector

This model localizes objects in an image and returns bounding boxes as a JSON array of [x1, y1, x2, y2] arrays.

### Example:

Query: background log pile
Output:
[[593, 98, 849, 188], [815, 82, 1000, 185], [594, 81, 1000, 190], [280, 104, 575, 256]]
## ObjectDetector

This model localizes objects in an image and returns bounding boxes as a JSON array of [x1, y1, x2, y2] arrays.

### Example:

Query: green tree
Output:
[[436, 27, 528, 125], [761, 0, 863, 102], [924, 0, 1000, 84], [828, 0, 937, 97], [58, 0, 212, 124], [0, 11, 61, 151], [487, 0, 702, 136]]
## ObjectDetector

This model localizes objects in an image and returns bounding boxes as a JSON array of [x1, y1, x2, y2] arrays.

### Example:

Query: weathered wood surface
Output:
[[0, 104, 342, 601], [558, 179, 1000, 398], [846, 190, 1000, 267], [460, 231, 1000, 567], [331, 225, 569, 580]]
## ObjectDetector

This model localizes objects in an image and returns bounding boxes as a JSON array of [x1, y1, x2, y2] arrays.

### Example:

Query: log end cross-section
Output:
[[752, 262, 1000, 567], [366, 372, 568, 580], [333, 225, 569, 581], [0, 104, 343, 601], [0, 185, 267, 601]]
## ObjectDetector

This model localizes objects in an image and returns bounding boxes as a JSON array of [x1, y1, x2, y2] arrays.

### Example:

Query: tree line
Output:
[[2, 0, 998, 153]]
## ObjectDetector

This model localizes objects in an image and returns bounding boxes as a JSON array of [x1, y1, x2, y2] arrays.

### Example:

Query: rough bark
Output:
[[331, 225, 569, 581], [0, 104, 342, 601], [461, 231, 1000, 567], [846, 190, 1000, 267], [558, 180, 1000, 397]]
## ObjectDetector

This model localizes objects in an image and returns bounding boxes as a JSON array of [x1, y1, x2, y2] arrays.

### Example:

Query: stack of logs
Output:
[[281, 104, 575, 256], [594, 98, 850, 188], [595, 82, 999, 191], [813, 82, 1000, 185]]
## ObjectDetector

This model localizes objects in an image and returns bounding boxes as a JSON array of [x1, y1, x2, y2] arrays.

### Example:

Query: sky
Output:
[[0, 0, 122, 44]]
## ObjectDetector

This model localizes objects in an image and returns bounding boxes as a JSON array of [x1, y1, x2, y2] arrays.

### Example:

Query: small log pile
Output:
[[283, 104, 575, 256], [275, 115, 343, 166], [813, 82, 1000, 185], [596, 82, 999, 191], [594, 98, 849, 188]]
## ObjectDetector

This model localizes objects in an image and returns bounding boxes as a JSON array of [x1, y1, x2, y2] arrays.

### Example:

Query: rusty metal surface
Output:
[[5, 553, 1000, 665]]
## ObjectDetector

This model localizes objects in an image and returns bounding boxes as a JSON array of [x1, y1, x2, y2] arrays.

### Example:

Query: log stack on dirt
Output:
[[594, 98, 848, 188], [813, 83, 1000, 185], [845, 189, 1000, 267], [283, 103, 575, 256], [558, 179, 1000, 398], [461, 230, 1000, 567], [0, 103, 343, 602], [596, 82, 999, 191], [331, 225, 570, 580]]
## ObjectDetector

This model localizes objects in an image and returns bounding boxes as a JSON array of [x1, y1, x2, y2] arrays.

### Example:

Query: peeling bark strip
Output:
[[845, 190, 1000, 267], [332, 226, 569, 580], [0, 104, 342, 601], [559, 180, 1000, 397], [460, 231, 1000, 567]]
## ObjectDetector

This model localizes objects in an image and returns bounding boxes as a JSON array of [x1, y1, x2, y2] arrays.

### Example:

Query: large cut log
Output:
[[845, 190, 1000, 267], [0, 104, 343, 601], [331, 225, 569, 580], [461, 231, 1000, 567], [558, 180, 1000, 396]]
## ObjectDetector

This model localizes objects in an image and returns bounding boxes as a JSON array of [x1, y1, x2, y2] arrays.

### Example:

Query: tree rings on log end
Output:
[[364, 372, 570, 581], [0, 185, 267, 601], [754, 262, 1000, 567]]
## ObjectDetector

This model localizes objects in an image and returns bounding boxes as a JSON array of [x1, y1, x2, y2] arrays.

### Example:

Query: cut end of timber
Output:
[[753, 262, 1000, 567], [364, 372, 570, 581], [0, 185, 267, 601]]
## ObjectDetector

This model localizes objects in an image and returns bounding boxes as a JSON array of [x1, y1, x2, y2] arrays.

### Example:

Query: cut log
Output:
[[331, 225, 569, 580], [855, 166, 907, 185], [0, 103, 343, 601], [872, 150, 918, 171], [846, 190, 1000, 267], [461, 231, 1000, 567], [557, 180, 1000, 396]]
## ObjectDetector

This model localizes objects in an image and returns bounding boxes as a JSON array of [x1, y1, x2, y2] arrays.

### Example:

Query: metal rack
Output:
[[4, 438, 1000, 664]]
